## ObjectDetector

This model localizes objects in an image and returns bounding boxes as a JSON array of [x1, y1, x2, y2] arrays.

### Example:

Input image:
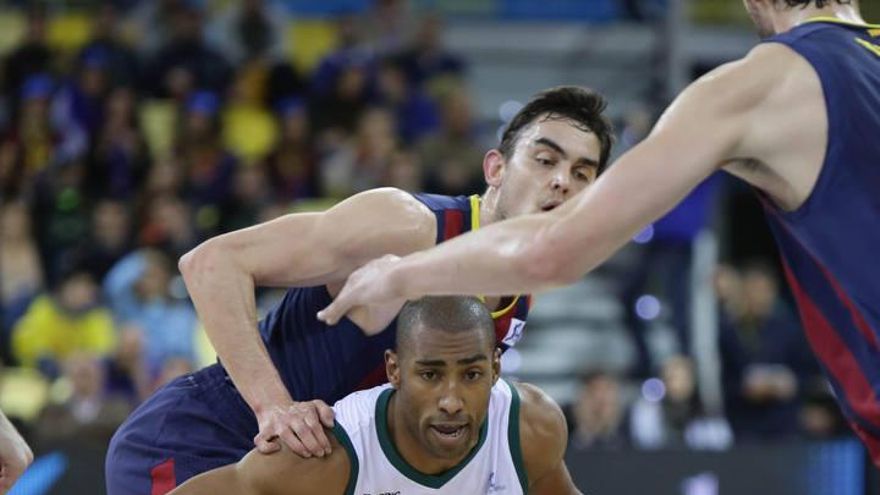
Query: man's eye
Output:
[[420, 371, 437, 381], [465, 370, 483, 381]]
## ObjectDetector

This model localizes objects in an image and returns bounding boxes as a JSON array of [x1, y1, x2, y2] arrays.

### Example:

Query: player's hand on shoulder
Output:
[[318, 254, 407, 335], [254, 400, 335, 458]]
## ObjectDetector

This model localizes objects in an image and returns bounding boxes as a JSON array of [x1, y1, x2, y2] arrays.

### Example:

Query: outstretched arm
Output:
[[170, 437, 350, 495], [319, 44, 784, 325], [179, 188, 435, 456]]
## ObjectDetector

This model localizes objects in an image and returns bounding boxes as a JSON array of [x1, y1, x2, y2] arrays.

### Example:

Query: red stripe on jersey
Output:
[[443, 210, 464, 241], [150, 458, 176, 495], [815, 262, 880, 350], [782, 261, 880, 431], [850, 421, 880, 469]]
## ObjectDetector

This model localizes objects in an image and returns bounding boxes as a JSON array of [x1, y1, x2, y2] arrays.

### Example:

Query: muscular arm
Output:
[[170, 436, 351, 495], [321, 45, 791, 313], [516, 383, 580, 495], [178, 188, 435, 451]]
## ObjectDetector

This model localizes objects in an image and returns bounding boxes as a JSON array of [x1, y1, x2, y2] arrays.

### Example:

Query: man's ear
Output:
[[386, 350, 401, 388], [483, 149, 505, 188], [491, 347, 502, 384]]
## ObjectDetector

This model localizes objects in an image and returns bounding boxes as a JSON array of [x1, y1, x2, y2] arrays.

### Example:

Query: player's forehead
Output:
[[406, 326, 493, 365], [514, 114, 601, 163]]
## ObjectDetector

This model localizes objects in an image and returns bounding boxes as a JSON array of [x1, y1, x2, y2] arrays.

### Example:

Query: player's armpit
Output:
[[515, 382, 582, 495], [170, 435, 351, 495]]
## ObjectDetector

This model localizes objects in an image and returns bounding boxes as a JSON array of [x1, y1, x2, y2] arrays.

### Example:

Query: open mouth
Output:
[[430, 424, 468, 440]]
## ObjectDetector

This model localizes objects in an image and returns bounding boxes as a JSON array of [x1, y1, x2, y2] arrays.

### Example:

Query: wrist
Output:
[[388, 257, 414, 300]]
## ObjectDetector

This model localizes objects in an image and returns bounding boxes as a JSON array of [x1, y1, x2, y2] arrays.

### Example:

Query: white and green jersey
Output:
[[331, 379, 528, 495]]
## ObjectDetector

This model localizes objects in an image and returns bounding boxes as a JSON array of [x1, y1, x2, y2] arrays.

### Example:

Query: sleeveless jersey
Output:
[[331, 379, 528, 495], [762, 19, 880, 455], [249, 194, 532, 405]]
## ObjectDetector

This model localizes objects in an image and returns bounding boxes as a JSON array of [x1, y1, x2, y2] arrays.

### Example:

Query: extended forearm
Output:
[[180, 244, 291, 412], [390, 212, 566, 298]]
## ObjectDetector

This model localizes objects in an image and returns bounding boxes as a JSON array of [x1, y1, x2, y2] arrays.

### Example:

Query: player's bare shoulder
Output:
[[728, 42, 827, 210], [329, 188, 437, 256], [513, 382, 568, 474], [236, 432, 353, 495]]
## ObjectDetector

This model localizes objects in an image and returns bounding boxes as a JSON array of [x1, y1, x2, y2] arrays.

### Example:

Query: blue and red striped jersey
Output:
[[250, 193, 532, 405], [762, 18, 880, 457]]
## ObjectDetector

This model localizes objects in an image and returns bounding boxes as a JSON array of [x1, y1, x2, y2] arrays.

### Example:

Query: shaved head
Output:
[[395, 296, 495, 357]]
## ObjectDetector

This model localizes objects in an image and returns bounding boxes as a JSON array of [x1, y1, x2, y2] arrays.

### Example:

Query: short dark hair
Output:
[[779, 0, 852, 7], [499, 86, 615, 175], [396, 296, 495, 355]]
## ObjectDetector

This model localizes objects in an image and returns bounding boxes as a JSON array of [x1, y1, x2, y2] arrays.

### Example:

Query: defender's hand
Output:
[[254, 400, 335, 458], [318, 255, 406, 335]]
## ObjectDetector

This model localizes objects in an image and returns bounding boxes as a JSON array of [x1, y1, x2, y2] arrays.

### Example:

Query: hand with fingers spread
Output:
[[0, 410, 32, 494], [318, 255, 406, 334], [255, 400, 336, 458]]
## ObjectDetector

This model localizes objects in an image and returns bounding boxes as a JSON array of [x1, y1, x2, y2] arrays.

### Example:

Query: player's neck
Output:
[[386, 394, 474, 475], [478, 190, 501, 226], [779, 4, 864, 33]]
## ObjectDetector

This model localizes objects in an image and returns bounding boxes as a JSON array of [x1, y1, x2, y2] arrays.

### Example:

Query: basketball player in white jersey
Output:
[[170, 296, 581, 494]]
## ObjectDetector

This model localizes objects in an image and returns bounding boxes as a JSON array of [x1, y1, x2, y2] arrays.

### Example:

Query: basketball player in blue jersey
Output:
[[322, 0, 880, 468], [170, 297, 581, 495], [105, 86, 614, 494]]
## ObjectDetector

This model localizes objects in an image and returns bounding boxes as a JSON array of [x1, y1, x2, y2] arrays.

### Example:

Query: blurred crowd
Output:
[[0, 0, 482, 452], [0, 0, 852, 469]]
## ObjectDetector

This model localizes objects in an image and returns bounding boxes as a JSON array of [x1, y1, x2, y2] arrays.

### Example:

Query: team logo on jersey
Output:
[[501, 318, 525, 348], [487, 472, 507, 492], [362, 491, 400, 495]]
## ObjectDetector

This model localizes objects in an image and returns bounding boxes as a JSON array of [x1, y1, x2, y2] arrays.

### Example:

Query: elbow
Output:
[[178, 239, 230, 285]]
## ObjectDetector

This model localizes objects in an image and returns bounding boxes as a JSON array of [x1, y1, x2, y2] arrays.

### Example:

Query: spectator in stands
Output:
[[630, 355, 732, 450], [11, 266, 116, 379], [0, 140, 25, 201], [264, 98, 318, 202], [53, 48, 112, 143], [320, 106, 397, 198], [0, 201, 43, 362], [30, 160, 91, 280], [143, 3, 232, 99], [417, 88, 484, 195], [104, 249, 198, 381], [220, 165, 271, 232], [207, 0, 288, 67], [568, 371, 632, 450], [719, 260, 816, 441], [2, 6, 53, 125], [620, 176, 718, 377], [385, 147, 423, 192], [6, 75, 60, 179], [138, 194, 198, 260], [87, 86, 149, 200], [310, 60, 373, 147], [176, 91, 237, 235], [35, 352, 131, 446], [78, 4, 140, 88], [374, 57, 439, 144], [79, 199, 134, 282], [396, 14, 465, 88]]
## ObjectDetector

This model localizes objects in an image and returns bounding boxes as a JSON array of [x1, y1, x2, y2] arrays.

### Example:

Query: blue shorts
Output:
[[105, 364, 257, 495]]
